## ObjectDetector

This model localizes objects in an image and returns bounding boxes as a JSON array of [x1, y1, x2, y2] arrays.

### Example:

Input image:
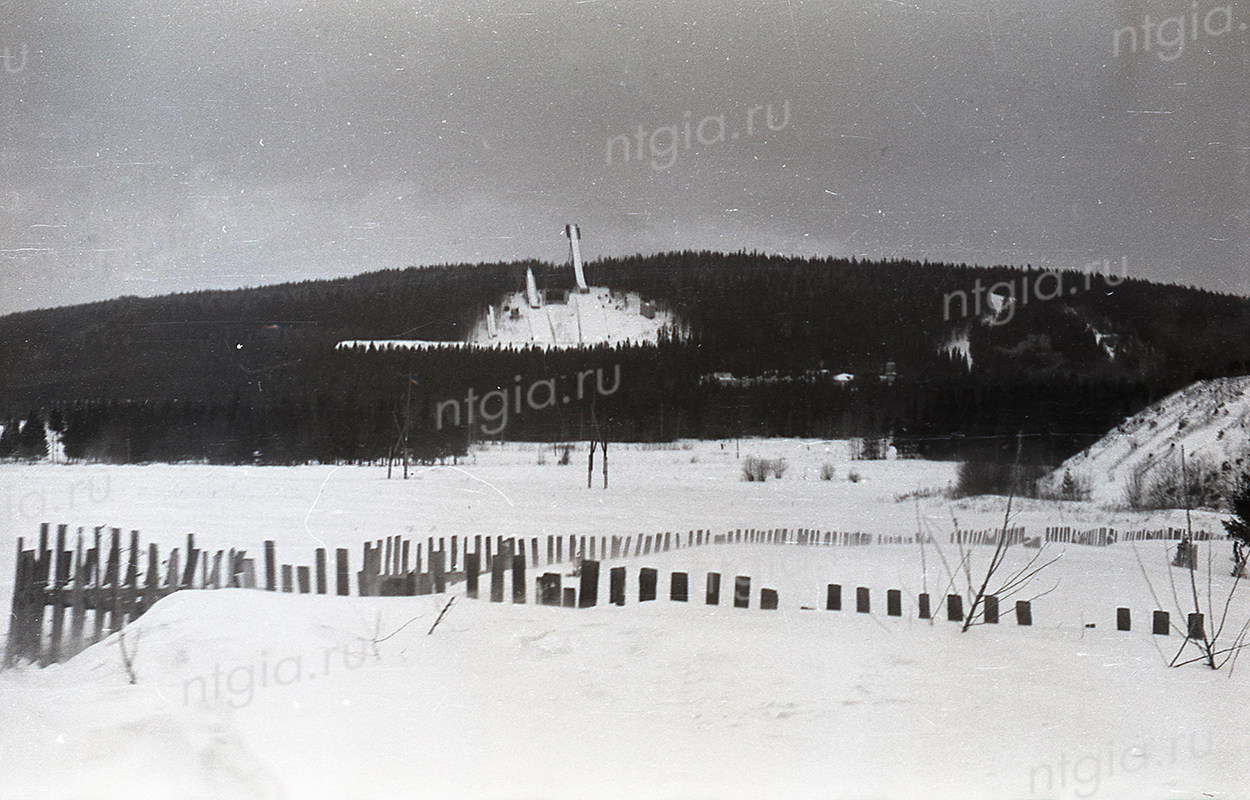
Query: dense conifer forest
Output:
[[1, 251, 1248, 466]]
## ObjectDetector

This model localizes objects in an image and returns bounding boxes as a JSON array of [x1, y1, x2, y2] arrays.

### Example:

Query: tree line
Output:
[[0, 251, 1247, 465]]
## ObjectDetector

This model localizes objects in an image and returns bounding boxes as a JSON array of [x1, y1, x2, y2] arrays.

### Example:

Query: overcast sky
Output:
[[0, 0, 1247, 315]]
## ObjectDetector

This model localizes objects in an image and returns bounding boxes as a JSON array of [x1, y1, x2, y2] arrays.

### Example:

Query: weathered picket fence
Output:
[[947, 526, 1218, 548], [4, 523, 358, 667], [949, 526, 1029, 546], [8, 520, 1222, 668]]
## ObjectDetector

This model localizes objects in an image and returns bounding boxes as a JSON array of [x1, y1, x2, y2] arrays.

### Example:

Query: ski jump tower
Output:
[[566, 223, 589, 293], [525, 265, 541, 308], [525, 223, 588, 309]]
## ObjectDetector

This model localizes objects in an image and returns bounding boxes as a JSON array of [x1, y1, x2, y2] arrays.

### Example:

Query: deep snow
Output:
[[1, 440, 1246, 799]]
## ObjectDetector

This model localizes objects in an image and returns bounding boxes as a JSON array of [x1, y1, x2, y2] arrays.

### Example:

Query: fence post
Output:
[[48, 525, 68, 663], [734, 576, 750, 609], [610, 566, 626, 605], [315, 549, 327, 594], [106, 529, 122, 636], [1152, 610, 1169, 635], [578, 560, 599, 607], [182, 533, 199, 590], [760, 588, 778, 610], [1015, 600, 1032, 626], [670, 572, 688, 602], [509, 544, 524, 602], [434, 549, 447, 594], [5, 541, 28, 666], [465, 552, 480, 599], [69, 533, 87, 655], [297, 566, 311, 594], [918, 593, 931, 619], [984, 595, 999, 624], [264, 540, 276, 592], [947, 594, 964, 622], [887, 589, 901, 617], [639, 568, 657, 602], [856, 587, 870, 614], [141, 543, 160, 610], [336, 549, 350, 596], [706, 572, 720, 605], [1187, 613, 1205, 640], [282, 564, 293, 593], [539, 573, 562, 605], [827, 584, 842, 611], [202, 548, 219, 590], [1117, 608, 1131, 631], [491, 541, 508, 603]]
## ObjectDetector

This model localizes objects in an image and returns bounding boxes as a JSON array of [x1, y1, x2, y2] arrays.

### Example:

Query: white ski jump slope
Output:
[[335, 288, 679, 351]]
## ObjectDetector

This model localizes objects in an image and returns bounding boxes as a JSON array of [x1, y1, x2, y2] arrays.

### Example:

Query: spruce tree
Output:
[[0, 417, 18, 459], [16, 412, 47, 461], [1223, 471, 1250, 578]]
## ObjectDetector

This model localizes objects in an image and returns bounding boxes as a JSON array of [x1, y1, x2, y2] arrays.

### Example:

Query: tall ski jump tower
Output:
[[566, 223, 589, 293]]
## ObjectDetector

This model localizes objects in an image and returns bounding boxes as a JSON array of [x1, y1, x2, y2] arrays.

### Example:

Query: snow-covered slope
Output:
[[1051, 376, 1250, 505], [336, 288, 682, 352], [466, 287, 680, 348]]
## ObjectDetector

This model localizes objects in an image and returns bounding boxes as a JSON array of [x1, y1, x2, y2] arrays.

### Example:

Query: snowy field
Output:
[[1, 440, 1246, 799]]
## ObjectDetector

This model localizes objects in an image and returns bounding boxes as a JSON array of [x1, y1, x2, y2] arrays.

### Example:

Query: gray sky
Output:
[[1, 0, 1247, 315]]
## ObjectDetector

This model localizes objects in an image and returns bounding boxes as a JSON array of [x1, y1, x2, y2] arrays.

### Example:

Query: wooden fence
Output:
[[947, 526, 1218, 548], [7, 520, 1224, 668], [4, 523, 356, 668]]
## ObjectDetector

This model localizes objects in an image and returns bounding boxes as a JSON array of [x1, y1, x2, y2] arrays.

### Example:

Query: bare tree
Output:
[[1133, 449, 1250, 671], [920, 438, 1062, 631]]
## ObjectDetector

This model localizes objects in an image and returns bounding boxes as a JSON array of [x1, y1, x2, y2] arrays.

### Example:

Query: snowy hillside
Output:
[[1051, 376, 1250, 506], [466, 287, 681, 348], [336, 288, 682, 351]]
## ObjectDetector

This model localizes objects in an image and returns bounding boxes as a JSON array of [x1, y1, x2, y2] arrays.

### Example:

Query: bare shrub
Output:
[[1122, 463, 1149, 510], [557, 445, 571, 466], [819, 461, 835, 481], [847, 469, 861, 483], [953, 462, 1051, 498], [742, 455, 768, 482], [1129, 457, 1229, 510], [742, 456, 786, 482]]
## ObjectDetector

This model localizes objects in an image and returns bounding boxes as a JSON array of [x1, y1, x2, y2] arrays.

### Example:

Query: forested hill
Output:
[[0, 252, 1248, 465]]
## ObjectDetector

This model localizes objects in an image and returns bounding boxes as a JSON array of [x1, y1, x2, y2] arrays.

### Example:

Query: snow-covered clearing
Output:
[[1, 440, 1246, 799]]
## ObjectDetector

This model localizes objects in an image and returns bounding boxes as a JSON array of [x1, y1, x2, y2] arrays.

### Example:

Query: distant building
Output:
[[702, 372, 740, 387]]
